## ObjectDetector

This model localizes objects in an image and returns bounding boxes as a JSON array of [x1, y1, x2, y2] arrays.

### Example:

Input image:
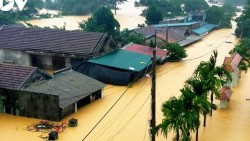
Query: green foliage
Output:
[[235, 0, 250, 38], [145, 5, 163, 25], [56, 0, 126, 15], [0, 12, 16, 25], [79, 7, 120, 37], [142, 0, 183, 19], [120, 29, 145, 45], [231, 38, 250, 72], [18, 0, 44, 19], [184, 0, 209, 12], [205, 6, 223, 25], [162, 43, 187, 61], [154, 96, 198, 141], [205, 5, 234, 28]]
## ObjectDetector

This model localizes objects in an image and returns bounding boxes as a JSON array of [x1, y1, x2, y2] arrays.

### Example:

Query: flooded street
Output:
[[26, 0, 145, 30], [2, 0, 250, 140], [1, 18, 250, 141]]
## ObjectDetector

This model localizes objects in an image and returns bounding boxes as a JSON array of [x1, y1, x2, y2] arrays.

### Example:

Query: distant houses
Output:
[[0, 64, 105, 121]]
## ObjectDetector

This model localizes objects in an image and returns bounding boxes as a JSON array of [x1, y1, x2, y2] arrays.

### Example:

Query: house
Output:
[[73, 49, 152, 86], [191, 24, 219, 36], [223, 53, 242, 88], [186, 11, 206, 22], [0, 25, 117, 71], [130, 25, 188, 47], [154, 22, 201, 33], [0, 63, 105, 121], [122, 43, 168, 62]]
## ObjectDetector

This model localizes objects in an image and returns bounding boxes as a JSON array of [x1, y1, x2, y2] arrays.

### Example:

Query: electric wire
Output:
[[89, 66, 150, 141], [82, 60, 151, 141]]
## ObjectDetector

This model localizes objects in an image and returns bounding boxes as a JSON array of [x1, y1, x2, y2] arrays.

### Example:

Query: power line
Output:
[[82, 60, 151, 141]]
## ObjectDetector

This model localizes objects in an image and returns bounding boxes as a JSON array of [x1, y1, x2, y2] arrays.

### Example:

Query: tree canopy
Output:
[[56, 0, 126, 15], [162, 43, 187, 61], [235, 0, 250, 38], [184, 0, 209, 12], [145, 5, 163, 25], [79, 7, 120, 37]]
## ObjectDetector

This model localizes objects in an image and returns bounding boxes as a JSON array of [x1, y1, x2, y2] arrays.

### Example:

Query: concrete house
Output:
[[0, 25, 117, 71], [0, 63, 105, 121], [223, 53, 242, 88]]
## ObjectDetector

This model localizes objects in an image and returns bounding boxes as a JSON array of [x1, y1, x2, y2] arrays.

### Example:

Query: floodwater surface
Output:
[[26, 0, 146, 30], [1, 18, 250, 141], [2, 1, 250, 140]]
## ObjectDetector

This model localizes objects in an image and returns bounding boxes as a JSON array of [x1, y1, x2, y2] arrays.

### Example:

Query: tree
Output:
[[0, 12, 16, 25], [235, 0, 250, 38], [79, 7, 120, 37], [184, 0, 209, 12], [194, 51, 231, 120], [185, 75, 216, 141], [17, 0, 44, 19], [145, 5, 163, 25], [231, 38, 250, 72], [205, 6, 223, 25], [154, 96, 198, 141], [120, 29, 146, 45], [162, 43, 187, 61]]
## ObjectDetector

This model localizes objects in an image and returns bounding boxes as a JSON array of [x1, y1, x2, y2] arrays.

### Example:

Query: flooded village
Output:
[[1, 0, 250, 141]]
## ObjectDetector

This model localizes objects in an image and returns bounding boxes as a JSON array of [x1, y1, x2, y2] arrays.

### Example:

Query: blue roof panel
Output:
[[192, 24, 219, 35]]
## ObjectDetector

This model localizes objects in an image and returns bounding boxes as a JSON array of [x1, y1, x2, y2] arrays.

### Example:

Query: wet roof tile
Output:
[[0, 63, 37, 90], [0, 25, 105, 56]]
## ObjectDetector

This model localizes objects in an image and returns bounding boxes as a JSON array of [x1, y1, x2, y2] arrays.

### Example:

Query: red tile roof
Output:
[[0, 25, 105, 57], [123, 43, 168, 59], [223, 54, 242, 72], [0, 63, 37, 90], [231, 54, 242, 70]]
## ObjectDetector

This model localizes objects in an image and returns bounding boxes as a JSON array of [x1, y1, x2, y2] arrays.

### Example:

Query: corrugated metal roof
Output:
[[154, 22, 197, 28], [231, 54, 242, 70], [178, 35, 202, 46], [88, 49, 152, 72], [123, 43, 168, 58], [25, 70, 105, 108], [192, 24, 218, 35]]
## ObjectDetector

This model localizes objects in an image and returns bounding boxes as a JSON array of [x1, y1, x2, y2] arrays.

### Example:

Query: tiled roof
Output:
[[123, 43, 168, 59], [88, 49, 152, 72], [0, 25, 105, 56], [156, 28, 186, 43], [0, 63, 37, 90], [133, 26, 186, 43], [231, 54, 242, 70], [223, 54, 242, 72], [24, 70, 106, 108], [134, 25, 155, 37]]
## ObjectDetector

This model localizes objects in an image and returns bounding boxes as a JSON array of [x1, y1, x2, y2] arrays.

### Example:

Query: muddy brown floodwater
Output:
[[1, 18, 250, 141]]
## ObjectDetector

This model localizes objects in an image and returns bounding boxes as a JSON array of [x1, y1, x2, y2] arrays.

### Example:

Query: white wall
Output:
[[0, 49, 30, 66]]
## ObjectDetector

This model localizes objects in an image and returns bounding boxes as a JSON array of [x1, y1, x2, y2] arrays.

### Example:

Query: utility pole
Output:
[[150, 28, 157, 141]]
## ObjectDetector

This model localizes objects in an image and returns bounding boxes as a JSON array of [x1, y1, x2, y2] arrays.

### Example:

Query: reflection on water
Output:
[[26, 0, 145, 30]]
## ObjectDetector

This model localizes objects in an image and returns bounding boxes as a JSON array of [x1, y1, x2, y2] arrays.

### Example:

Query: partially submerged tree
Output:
[[145, 5, 163, 25], [79, 7, 120, 37], [162, 43, 187, 61]]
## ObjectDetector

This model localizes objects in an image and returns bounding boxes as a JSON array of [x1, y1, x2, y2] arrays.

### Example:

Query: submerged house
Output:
[[0, 63, 105, 121], [223, 53, 242, 88], [0, 25, 117, 71], [73, 49, 152, 86], [123, 43, 169, 62], [130, 25, 188, 47]]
